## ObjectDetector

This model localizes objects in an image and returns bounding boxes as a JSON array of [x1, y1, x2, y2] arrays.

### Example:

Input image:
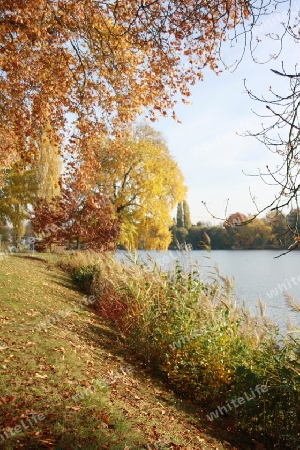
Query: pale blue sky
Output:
[[151, 7, 300, 224]]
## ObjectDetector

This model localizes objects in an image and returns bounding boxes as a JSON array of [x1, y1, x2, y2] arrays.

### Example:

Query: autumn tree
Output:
[[0, 129, 18, 188], [31, 188, 121, 251], [224, 212, 247, 229], [0, 0, 261, 174], [224, 213, 273, 248], [0, 127, 61, 246], [222, 212, 246, 247], [0, 165, 38, 244], [90, 124, 186, 250], [237, 218, 273, 249], [0, 123, 61, 243], [266, 211, 292, 249]]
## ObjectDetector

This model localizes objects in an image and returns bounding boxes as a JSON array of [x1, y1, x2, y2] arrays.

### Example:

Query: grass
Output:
[[0, 253, 252, 449], [58, 250, 300, 450]]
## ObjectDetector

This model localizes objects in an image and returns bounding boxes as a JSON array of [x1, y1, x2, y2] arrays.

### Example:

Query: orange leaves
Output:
[[183, 48, 192, 56], [31, 185, 121, 251], [98, 410, 110, 425], [0, 0, 253, 171], [0, 394, 17, 406]]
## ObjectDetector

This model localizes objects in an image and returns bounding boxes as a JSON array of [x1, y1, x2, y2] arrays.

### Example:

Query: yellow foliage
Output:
[[91, 124, 186, 250], [34, 121, 62, 202]]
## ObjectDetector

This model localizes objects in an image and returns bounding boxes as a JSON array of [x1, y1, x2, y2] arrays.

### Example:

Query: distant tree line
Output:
[[170, 206, 299, 250]]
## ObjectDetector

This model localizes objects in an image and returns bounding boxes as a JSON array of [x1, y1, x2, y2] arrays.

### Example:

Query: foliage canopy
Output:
[[91, 125, 186, 250], [0, 0, 254, 172]]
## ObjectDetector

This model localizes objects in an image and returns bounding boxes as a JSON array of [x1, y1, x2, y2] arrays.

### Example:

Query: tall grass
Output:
[[59, 250, 300, 449]]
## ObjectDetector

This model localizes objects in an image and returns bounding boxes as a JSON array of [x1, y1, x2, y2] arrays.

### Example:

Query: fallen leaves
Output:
[[0, 341, 8, 350], [98, 410, 110, 424], [37, 438, 56, 449], [35, 373, 48, 379], [0, 394, 17, 405], [0, 256, 249, 450], [66, 405, 81, 411]]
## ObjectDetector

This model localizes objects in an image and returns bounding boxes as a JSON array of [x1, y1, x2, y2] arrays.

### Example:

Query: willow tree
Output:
[[0, 165, 38, 243], [91, 125, 186, 250]]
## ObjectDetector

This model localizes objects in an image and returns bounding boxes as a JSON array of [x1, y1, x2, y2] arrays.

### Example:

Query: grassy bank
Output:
[[59, 250, 300, 450], [0, 254, 256, 449]]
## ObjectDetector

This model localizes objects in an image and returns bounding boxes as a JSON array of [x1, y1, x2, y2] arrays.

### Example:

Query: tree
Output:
[[224, 212, 247, 229], [0, 165, 38, 244], [173, 200, 192, 246], [183, 200, 192, 230], [204, 226, 229, 250], [0, 0, 265, 173], [176, 203, 184, 228], [266, 211, 292, 248], [188, 226, 202, 249], [223, 212, 272, 248], [91, 125, 186, 250], [119, 221, 138, 252], [286, 209, 300, 236], [0, 127, 18, 188], [176, 227, 189, 245], [223, 212, 247, 248], [236, 218, 273, 249], [0, 124, 61, 243], [31, 188, 121, 251], [245, 67, 300, 252]]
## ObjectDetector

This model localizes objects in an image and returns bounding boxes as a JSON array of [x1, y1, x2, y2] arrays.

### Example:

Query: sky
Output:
[[150, 4, 300, 225]]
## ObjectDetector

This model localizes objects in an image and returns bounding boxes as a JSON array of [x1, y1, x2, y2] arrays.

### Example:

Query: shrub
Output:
[[59, 251, 101, 292]]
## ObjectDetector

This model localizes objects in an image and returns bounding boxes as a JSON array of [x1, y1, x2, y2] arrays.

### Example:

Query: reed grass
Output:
[[59, 250, 300, 449]]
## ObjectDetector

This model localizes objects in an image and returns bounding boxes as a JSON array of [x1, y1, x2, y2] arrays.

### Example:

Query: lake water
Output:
[[116, 249, 300, 332]]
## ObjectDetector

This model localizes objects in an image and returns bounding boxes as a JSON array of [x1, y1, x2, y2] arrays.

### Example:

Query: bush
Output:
[[59, 251, 101, 292]]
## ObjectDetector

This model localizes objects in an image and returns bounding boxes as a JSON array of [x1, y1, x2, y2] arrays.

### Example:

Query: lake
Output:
[[116, 249, 300, 332]]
